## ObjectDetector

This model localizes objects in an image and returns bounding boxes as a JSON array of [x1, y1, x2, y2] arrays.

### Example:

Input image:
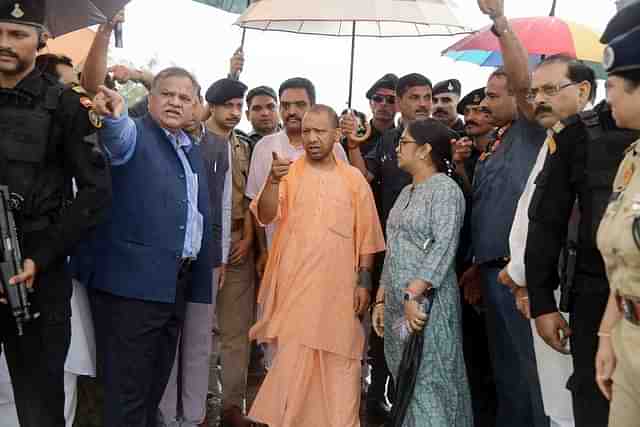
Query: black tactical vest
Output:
[[0, 77, 65, 225], [570, 105, 640, 289]]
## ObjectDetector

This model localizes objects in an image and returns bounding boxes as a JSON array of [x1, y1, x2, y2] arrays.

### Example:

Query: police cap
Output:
[[601, 1, 640, 43], [457, 87, 485, 115], [205, 78, 248, 105], [603, 26, 640, 74], [366, 73, 399, 99], [432, 79, 462, 97], [0, 0, 45, 28]]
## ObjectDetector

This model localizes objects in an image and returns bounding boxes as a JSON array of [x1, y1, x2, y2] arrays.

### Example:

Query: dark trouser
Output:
[[0, 301, 71, 427], [480, 266, 548, 427], [367, 330, 394, 403], [568, 291, 610, 427], [462, 299, 496, 425], [0, 258, 71, 427], [91, 272, 187, 427], [368, 250, 393, 405]]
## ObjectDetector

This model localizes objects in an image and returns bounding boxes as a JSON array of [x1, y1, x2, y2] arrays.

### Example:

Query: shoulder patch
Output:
[[88, 110, 103, 129], [71, 85, 89, 96]]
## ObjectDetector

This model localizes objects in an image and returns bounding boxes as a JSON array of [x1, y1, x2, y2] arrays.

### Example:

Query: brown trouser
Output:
[[216, 235, 255, 409], [609, 319, 640, 427]]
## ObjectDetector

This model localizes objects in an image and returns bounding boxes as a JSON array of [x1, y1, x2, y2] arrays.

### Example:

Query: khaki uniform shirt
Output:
[[597, 139, 640, 298], [230, 132, 251, 222]]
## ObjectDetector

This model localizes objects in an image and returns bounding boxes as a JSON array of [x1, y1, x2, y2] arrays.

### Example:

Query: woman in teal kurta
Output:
[[372, 119, 472, 427]]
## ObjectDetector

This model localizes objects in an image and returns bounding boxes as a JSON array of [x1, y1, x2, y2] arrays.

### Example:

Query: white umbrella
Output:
[[235, 0, 469, 107]]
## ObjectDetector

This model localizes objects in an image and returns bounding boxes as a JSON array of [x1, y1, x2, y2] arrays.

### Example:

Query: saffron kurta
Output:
[[248, 155, 385, 427]]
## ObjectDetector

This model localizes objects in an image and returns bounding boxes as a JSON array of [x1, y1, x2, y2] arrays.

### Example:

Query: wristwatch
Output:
[[403, 290, 420, 302]]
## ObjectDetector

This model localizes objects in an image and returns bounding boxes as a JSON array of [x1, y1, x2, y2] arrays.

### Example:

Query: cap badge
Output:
[[603, 46, 615, 72], [448, 82, 454, 91], [473, 95, 481, 103], [11, 3, 24, 19]]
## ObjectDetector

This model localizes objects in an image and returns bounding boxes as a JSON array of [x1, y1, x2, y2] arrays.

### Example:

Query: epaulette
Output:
[[69, 85, 94, 110]]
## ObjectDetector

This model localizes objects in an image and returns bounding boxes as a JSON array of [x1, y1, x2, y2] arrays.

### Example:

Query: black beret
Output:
[[205, 78, 248, 105], [432, 79, 462, 97], [603, 25, 640, 74], [0, 0, 45, 27], [246, 85, 277, 104], [601, 0, 640, 43], [366, 73, 399, 99], [457, 87, 485, 115]]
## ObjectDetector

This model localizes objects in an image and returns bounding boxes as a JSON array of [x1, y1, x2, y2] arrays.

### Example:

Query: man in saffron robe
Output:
[[248, 104, 385, 427]]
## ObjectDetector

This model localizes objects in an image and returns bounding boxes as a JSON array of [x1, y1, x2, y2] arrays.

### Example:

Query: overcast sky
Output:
[[112, 0, 619, 131]]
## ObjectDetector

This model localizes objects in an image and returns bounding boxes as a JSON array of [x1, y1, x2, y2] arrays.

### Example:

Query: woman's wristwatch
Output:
[[403, 289, 420, 302]]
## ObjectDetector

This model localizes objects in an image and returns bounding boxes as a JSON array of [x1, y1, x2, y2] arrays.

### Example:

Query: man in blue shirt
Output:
[[459, 2, 548, 427], [90, 67, 213, 427]]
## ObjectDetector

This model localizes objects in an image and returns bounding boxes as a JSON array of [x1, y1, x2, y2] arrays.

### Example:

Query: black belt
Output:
[[178, 258, 195, 278], [482, 257, 510, 269]]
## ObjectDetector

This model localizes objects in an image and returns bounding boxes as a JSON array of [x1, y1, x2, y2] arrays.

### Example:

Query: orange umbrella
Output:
[[42, 28, 97, 67]]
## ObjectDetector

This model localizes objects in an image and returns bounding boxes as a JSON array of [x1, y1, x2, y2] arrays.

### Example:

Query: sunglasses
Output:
[[371, 94, 396, 105]]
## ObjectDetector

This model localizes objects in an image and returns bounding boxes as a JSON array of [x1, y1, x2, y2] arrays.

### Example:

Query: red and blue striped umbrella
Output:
[[442, 16, 606, 79]]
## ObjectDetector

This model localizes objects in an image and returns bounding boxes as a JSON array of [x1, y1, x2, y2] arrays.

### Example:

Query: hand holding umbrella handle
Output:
[[341, 109, 372, 148], [114, 22, 123, 48]]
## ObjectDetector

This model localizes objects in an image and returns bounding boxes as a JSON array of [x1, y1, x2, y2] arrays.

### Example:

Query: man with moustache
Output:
[[91, 67, 213, 427], [348, 73, 433, 233], [432, 78, 465, 134], [453, 87, 494, 188], [201, 78, 257, 427], [158, 86, 222, 427], [245, 77, 348, 249], [0, 2, 111, 426], [460, 2, 549, 426], [451, 86, 498, 426], [488, 2, 640, 425], [248, 104, 385, 427]]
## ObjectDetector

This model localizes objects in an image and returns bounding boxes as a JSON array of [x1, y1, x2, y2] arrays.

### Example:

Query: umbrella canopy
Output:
[[442, 16, 606, 78], [235, 0, 469, 106], [236, 0, 468, 37], [192, 0, 255, 14], [43, 28, 96, 66], [45, 0, 130, 37]]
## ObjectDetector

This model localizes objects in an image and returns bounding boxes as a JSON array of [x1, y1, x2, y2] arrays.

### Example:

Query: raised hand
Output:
[[229, 48, 245, 79], [270, 152, 291, 183], [93, 85, 125, 118], [477, 0, 504, 18]]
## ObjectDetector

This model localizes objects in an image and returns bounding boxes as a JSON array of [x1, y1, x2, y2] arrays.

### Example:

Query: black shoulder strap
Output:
[[578, 110, 604, 142]]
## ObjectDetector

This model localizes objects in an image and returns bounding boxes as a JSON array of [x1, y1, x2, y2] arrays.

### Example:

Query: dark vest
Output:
[[200, 130, 229, 268], [530, 103, 640, 292], [89, 114, 213, 303]]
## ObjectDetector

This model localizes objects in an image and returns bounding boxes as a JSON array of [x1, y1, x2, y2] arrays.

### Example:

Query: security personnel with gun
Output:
[[0, 1, 111, 426], [595, 3, 640, 425], [524, 20, 640, 427]]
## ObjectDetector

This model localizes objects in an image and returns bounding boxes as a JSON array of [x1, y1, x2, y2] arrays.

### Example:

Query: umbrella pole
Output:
[[347, 21, 356, 109], [240, 27, 247, 50]]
